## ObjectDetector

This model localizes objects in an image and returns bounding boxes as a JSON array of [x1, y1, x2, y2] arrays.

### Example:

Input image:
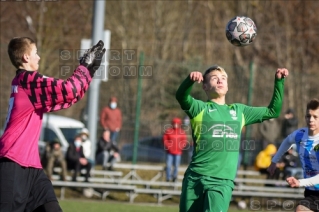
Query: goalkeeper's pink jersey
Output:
[[0, 65, 91, 168]]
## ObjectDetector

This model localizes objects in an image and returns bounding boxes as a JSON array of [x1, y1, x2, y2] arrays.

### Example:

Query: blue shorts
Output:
[[0, 158, 58, 212]]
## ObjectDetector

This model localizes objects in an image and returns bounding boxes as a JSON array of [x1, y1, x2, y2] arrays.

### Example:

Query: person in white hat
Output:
[[79, 128, 93, 164]]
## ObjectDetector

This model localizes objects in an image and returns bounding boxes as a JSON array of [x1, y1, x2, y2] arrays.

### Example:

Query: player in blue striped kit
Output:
[[268, 98, 319, 212]]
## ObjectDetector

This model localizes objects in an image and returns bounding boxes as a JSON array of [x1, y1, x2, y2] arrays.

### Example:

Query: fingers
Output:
[[97, 48, 106, 62], [276, 68, 289, 79], [84, 40, 105, 56], [97, 40, 104, 47], [95, 48, 105, 60], [89, 48, 107, 74], [89, 40, 105, 53], [286, 177, 299, 187], [94, 41, 104, 52], [94, 40, 104, 48], [189, 72, 203, 83], [98, 48, 106, 58]]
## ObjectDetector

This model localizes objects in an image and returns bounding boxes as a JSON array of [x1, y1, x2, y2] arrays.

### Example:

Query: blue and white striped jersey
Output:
[[273, 127, 319, 191]]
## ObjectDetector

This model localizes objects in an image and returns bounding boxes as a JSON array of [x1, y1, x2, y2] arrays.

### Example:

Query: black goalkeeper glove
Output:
[[79, 40, 106, 76]]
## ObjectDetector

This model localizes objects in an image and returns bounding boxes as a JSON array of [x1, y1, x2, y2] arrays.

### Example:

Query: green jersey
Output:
[[176, 76, 284, 181]]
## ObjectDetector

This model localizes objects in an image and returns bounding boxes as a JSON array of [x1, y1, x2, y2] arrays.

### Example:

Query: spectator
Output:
[[259, 118, 280, 148], [79, 128, 93, 165], [255, 144, 280, 181], [163, 117, 188, 182], [66, 135, 92, 182], [45, 138, 67, 181], [100, 96, 122, 145], [280, 144, 300, 180], [96, 130, 120, 171], [281, 108, 298, 140]]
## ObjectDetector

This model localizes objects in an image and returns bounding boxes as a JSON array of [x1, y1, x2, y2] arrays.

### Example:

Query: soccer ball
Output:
[[225, 16, 257, 47], [237, 200, 247, 210], [83, 188, 94, 198]]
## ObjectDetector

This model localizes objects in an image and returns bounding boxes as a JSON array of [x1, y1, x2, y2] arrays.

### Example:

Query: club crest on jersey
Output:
[[229, 110, 237, 120]]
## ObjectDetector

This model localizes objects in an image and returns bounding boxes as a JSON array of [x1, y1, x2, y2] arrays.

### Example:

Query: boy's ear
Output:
[[202, 83, 208, 91], [22, 54, 29, 62]]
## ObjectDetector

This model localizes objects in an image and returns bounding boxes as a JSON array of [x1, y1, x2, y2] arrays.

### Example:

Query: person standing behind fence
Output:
[[163, 117, 188, 182], [100, 96, 122, 145]]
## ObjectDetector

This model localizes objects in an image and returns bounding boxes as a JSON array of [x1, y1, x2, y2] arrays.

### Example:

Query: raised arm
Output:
[[22, 40, 106, 112], [175, 72, 202, 111], [287, 175, 319, 188], [261, 69, 289, 119], [21, 67, 91, 112], [241, 68, 288, 125]]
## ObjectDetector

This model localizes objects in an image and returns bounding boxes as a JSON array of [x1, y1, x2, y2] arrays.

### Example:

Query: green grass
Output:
[[59, 199, 253, 212], [60, 200, 178, 212]]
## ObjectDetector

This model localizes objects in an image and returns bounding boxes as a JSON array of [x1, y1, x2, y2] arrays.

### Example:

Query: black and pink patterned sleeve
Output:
[[20, 65, 92, 112]]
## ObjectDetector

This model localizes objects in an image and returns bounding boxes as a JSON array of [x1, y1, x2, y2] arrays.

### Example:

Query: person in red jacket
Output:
[[100, 97, 122, 144], [163, 117, 188, 182]]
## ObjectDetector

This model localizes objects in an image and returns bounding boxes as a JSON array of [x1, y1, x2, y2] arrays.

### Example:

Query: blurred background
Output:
[[0, 0, 318, 166]]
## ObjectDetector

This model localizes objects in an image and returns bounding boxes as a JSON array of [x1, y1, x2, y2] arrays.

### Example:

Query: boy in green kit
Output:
[[176, 65, 288, 212]]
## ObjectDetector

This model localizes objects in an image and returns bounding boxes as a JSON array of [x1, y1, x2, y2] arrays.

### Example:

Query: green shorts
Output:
[[179, 170, 234, 212]]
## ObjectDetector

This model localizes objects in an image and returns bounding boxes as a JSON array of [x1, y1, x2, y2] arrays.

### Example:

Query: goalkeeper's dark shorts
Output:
[[298, 189, 319, 212], [0, 157, 59, 212]]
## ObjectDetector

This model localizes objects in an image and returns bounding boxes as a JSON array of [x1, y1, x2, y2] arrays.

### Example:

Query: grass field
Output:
[[59, 199, 254, 212]]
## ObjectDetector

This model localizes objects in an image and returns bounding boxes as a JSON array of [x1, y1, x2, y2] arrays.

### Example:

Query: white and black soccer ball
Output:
[[237, 200, 247, 210], [226, 16, 257, 47], [83, 188, 94, 198]]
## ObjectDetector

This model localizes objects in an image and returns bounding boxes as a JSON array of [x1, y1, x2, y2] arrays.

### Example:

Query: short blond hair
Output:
[[203, 65, 228, 83], [8, 37, 35, 69]]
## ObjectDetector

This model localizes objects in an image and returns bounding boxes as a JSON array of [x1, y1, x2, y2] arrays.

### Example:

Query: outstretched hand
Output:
[[286, 176, 300, 188], [275, 68, 289, 79], [189, 71, 203, 83], [79, 40, 106, 76]]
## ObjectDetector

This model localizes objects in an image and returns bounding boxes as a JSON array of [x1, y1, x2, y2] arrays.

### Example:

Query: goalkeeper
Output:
[[0, 37, 105, 212]]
